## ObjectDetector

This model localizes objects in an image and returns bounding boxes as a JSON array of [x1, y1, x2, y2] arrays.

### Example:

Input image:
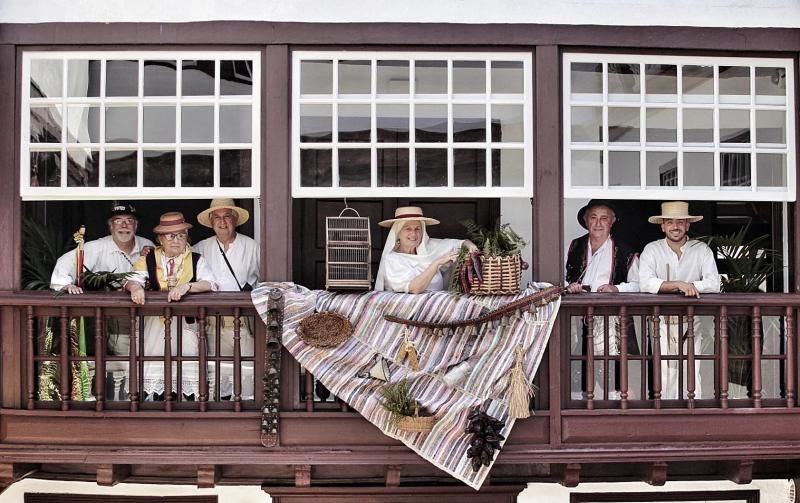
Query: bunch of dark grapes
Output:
[[464, 406, 505, 472]]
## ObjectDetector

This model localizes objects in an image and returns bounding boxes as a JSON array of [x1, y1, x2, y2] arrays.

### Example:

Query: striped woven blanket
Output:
[[251, 282, 561, 489]]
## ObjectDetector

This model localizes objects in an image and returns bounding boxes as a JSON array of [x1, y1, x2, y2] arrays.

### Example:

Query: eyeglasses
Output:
[[111, 217, 136, 226], [162, 232, 188, 241]]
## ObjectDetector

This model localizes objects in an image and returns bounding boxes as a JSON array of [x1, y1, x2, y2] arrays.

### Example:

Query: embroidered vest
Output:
[[144, 251, 201, 292], [565, 234, 637, 286]]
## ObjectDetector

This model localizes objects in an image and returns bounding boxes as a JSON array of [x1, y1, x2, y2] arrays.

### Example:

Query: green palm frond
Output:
[[460, 217, 527, 257], [81, 268, 135, 291], [698, 224, 778, 293], [22, 215, 69, 291]]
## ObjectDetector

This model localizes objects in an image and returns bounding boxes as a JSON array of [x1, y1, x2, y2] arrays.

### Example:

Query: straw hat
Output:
[[197, 198, 250, 228], [576, 199, 618, 229], [378, 206, 440, 228], [153, 212, 193, 234], [647, 201, 703, 224]]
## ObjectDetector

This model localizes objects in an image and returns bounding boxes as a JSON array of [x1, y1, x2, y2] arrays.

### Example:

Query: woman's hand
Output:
[[433, 250, 459, 268], [463, 240, 480, 254], [128, 284, 146, 305]]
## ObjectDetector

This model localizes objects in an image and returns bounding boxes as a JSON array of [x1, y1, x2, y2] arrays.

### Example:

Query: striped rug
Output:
[[251, 282, 560, 489]]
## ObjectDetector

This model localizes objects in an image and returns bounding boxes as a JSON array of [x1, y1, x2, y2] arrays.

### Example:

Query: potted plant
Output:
[[379, 379, 435, 433]]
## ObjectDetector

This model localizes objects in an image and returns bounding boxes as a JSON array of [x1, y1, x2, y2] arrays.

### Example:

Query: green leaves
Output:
[[380, 379, 418, 426], [80, 268, 135, 291], [699, 224, 778, 293], [461, 217, 527, 257], [22, 215, 69, 291]]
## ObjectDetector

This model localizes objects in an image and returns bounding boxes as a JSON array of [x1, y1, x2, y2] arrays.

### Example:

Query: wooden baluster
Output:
[[619, 305, 629, 409], [304, 369, 315, 412], [26, 307, 35, 410], [786, 306, 795, 408], [651, 307, 662, 409], [59, 306, 70, 410], [164, 307, 173, 412], [233, 307, 242, 411], [94, 308, 104, 412], [685, 306, 696, 408], [719, 305, 729, 409], [585, 306, 595, 410], [198, 307, 208, 412], [129, 308, 139, 412], [752, 306, 763, 408], [603, 314, 610, 400]]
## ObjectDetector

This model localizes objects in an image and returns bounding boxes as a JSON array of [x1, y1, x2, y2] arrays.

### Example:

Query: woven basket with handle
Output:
[[471, 254, 524, 295]]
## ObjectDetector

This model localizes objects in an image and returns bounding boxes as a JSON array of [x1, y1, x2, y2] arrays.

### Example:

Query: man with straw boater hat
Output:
[[194, 199, 259, 400], [639, 201, 720, 400]]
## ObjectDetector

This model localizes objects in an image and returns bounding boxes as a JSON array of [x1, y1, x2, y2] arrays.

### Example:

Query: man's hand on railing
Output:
[[62, 284, 84, 295]]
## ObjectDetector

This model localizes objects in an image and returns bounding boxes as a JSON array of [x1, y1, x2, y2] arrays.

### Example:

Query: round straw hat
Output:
[[197, 198, 250, 228], [153, 212, 193, 234], [378, 206, 440, 228], [647, 201, 703, 224]]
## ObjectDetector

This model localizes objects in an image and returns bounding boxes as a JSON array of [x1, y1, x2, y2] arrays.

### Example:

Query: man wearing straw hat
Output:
[[194, 199, 259, 400], [639, 201, 720, 400]]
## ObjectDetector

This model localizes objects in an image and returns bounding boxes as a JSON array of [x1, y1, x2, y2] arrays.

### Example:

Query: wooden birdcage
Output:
[[325, 207, 372, 290]]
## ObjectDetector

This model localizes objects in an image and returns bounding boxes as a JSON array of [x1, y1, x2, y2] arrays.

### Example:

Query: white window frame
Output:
[[21, 51, 261, 200], [563, 53, 796, 202], [292, 51, 533, 198]]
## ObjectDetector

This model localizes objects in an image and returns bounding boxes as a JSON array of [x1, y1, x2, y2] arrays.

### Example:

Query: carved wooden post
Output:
[[686, 306, 696, 407], [786, 306, 795, 408], [233, 306, 242, 410], [261, 289, 284, 448], [59, 306, 70, 410], [198, 306, 208, 411], [26, 306, 34, 410], [164, 307, 173, 412], [752, 306, 763, 408], [94, 307, 104, 411], [129, 307, 139, 412], [584, 306, 594, 409], [619, 305, 629, 409], [651, 307, 662, 408], [719, 305, 729, 409]]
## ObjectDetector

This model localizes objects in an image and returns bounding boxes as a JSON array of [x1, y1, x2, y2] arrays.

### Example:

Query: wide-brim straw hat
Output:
[[153, 212, 193, 234], [577, 199, 618, 229], [647, 201, 703, 224], [378, 206, 440, 228], [197, 198, 250, 228]]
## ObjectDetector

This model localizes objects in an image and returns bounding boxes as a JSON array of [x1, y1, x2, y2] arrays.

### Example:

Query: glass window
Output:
[[22, 51, 260, 200], [294, 52, 531, 197]]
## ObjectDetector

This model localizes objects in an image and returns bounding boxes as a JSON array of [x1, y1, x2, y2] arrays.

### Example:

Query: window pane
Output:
[[30, 59, 62, 98], [376, 104, 409, 143], [570, 106, 602, 142], [756, 110, 786, 144], [491, 149, 523, 187], [181, 149, 214, 187], [106, 60, 138, 97], [338, 104, 371, 142], [570, 150, 603, 186], [608, 107, 639, 142], [220, 105, 252, 143], [646, 108, 677, 143], [453, 104, 485, 142], [105, 150, 137, 187], [491, 61, 523, 94], [377, 148, 409, 187], [66, 105, 100, 143], [491, 105, 523, 142], [220, 148, 252, 187], [144, 60, 177, 96], [66, 148, 99, 187], [646, 152, 677, 187], [682, 64, 713, 99], [377, 60, 409, 95], [143, 150, 175, 187], [182, 60, 215, 96], [608, 63, 640, 97], [300, 104, 332, 143], [415, 148, 447, 187], [181, 106, 214, 143], [757, 153, 786, 188], [143, 106, 176, 143], [301, 60, 333, 95], [683, 152, 714, 187], [645, 64, 677, 97], [571, 62, 602, 96], [67, 59, 101, 98], [415, 104, 447, 142], [30, 150, 60, 187], [105, 106, 137, 143], [300, 149, 332, 187], [609, 151, 640, 186], [338, 148, 371, 187], [220, 60, 253, 96], [683, 109, 714, 143], [30, 105, 62, 143], [719, 66, 750, 102], [415, 61, 447, 95], [721, 152, 751, 187], [454, 148, 486, 186], [338, 60, 371, 95], [756, 66, 787, 98], [453, 61, 485, 94], [719, 109, 750, 143]]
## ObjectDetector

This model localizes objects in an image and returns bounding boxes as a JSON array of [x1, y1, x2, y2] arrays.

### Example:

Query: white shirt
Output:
[[193, 234, 260, 292], [50, 235, 155, 291], [380, 237, 463, 293], [639, 238, 720, 294], [580, 237, 639, 293]]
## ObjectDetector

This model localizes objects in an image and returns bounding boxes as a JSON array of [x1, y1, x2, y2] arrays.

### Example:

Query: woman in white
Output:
[[375, 206, 478, 293], [125, 212, 218, 400]]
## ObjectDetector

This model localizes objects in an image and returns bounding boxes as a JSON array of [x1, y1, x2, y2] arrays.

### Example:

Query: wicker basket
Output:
[[396, 413, 436, 433], [471, 254, 524, 295]]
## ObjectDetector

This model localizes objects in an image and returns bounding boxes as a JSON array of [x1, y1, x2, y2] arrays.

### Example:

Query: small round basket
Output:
[[297, 311, 352, 348], [396, 414, 436, 433]]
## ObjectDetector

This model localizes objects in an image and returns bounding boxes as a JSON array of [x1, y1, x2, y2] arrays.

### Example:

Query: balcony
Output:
[[0, 290, 798, 490]]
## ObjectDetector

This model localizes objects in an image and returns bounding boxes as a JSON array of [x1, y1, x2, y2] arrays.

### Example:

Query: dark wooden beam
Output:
[[96, 463, 130, 486], [196, 464, 219, 489], [264, 485, 527, 503], [724, 460, 754, 485], [385, 465, 401, 487], [295, 464, 312, 487], [560, 463, 581, 487], [648, 461, 668, 486]]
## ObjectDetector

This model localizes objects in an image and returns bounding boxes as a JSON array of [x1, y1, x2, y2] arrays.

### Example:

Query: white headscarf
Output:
[[375, 220, 433, 291]]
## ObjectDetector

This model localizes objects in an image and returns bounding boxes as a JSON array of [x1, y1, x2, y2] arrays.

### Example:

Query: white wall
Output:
[[2, 0, 799, 28]]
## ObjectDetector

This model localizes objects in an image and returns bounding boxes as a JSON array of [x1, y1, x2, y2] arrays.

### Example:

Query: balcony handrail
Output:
[[560, 291, 800, 308]]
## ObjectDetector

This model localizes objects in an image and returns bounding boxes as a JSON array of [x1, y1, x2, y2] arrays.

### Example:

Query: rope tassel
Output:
[[397, 329, 421, 371], [507, 344, 534, 419]]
